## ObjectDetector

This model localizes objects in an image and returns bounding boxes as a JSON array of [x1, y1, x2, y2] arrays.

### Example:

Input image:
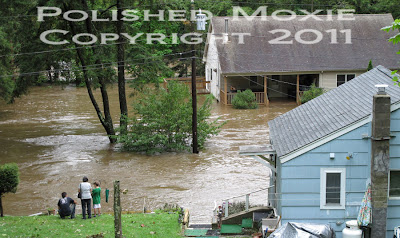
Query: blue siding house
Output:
[[267, 66, 400, 237]]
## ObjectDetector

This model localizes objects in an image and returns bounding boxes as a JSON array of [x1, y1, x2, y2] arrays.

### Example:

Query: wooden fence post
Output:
[[114, 181, 122, 238]]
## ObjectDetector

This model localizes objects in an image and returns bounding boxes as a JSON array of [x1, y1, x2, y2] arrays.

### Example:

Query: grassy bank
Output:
[[0, 212, 182, 238]]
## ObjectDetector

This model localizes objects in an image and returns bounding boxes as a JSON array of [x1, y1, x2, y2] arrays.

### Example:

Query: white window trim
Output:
[[336, 73, 356, 87], [320, 168, 346, 209], [389, 170, 400, 200]]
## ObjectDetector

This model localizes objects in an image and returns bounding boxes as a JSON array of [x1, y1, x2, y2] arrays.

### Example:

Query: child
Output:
[[92, 181, 101, 217]]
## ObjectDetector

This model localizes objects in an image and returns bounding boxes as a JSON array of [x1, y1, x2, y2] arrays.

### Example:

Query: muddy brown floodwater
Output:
[[0, 86, 296, 223]]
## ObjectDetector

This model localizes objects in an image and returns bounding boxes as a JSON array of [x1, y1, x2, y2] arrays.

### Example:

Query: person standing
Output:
[[57, 192, 77, 219], [92, 181, 101, 217], [79, 176, 92, 219]]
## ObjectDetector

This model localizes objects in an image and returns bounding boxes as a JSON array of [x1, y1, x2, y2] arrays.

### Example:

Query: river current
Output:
[[0, 85, 296, 223]]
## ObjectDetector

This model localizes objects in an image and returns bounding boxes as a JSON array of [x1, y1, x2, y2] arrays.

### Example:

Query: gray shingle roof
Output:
[[268, 65, 400, 157], [210, 14, 399, 74]]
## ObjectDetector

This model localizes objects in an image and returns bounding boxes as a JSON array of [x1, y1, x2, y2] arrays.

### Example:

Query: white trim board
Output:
[[280, 100, 400, 164]]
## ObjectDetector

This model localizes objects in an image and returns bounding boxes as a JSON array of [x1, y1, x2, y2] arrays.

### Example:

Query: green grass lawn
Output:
[[0, 212, 182, 238]]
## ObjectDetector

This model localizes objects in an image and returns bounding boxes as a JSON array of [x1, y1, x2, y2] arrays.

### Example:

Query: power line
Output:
[[0, 33, 196, 58], [0, 51, 195, 79]]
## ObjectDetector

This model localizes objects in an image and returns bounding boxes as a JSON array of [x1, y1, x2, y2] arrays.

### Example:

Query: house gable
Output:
[[268, 66, 400, 162], [278, 108, 400, 238]]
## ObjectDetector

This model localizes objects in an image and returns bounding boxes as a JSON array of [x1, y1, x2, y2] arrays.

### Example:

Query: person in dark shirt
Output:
[[57, 192, 77, 219]]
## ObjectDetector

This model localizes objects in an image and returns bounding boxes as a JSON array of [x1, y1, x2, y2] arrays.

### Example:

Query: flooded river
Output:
[[0, 86, 296, 223]]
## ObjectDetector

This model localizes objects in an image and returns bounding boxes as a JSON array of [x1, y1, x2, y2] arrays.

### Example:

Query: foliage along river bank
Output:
[[0, 86, 297, 223]]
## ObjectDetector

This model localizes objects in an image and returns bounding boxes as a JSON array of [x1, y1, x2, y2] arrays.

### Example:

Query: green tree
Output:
[[367, 60, 373, 71], [382, 19, 400, 85], [0, 163, 19, 217], [118, 82, 224, 153], [232, 89, 258, 109], [301, 83, 325, 103]]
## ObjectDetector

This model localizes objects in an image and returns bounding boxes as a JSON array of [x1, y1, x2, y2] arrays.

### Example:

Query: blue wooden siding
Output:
[[278, 109, 400, 238], [389, 109, 400, 238]]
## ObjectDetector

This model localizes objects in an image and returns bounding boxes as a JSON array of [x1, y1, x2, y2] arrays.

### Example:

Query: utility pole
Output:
[[370, 85, 390, 237], [191, 0, 198, 154]]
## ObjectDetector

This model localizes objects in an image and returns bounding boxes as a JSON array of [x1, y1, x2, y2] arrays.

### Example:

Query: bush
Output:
[[232, 89, 258, 109], [118, 81, 224, 153], [0, 163, 19, 217], [367, 60, 373, 71], [300, 84, 325, 104]]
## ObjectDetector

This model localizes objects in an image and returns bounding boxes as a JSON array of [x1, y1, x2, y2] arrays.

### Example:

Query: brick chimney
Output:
[[370, 84, 391, 237]]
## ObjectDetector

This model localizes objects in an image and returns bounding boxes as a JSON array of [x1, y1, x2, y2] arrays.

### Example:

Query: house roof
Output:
[[207, 14, 399, 74], [268, 65, 400, 160]]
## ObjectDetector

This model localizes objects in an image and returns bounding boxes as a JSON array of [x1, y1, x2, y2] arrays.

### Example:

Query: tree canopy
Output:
[[0, 163, 19, 217], [118, 82, 224, 153], [382, 18, 400, 85]]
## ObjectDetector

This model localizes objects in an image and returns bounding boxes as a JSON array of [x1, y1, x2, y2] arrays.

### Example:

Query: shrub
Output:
[[232, 89, 258, 109], [0, 163, 19, 217], [118, 81, 224, 153], [367, 60, 373, 71], [300, 84, 325, 104]]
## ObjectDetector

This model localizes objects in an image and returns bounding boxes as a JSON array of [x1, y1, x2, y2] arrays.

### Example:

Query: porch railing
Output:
[[220, 90, 266, 105]]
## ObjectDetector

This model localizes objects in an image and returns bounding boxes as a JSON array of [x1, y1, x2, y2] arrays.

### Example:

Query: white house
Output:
[[203, 14, 399, 105]]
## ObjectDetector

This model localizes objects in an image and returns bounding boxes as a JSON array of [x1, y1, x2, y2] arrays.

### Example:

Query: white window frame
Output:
[[320, 168, 346, 209], [389, 170, 400, 200], [336, 74, 356, 87]]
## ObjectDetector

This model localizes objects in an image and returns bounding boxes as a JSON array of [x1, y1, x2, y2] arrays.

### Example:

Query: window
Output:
[[389, 170, 400, 199], [320, 168, 346, 209], [210, 68, 213, 81], [337, 74, 356, 87]]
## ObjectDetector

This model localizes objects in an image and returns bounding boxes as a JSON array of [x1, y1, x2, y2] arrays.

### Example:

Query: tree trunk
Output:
[[117, 0, 128, 135], [80, 0, 116, 143], [0, 195, 3, 217], [64, 3, 116, 143]]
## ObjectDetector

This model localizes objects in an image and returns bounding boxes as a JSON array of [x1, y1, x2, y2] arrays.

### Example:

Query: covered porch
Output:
[[219, 74, 319, 106]]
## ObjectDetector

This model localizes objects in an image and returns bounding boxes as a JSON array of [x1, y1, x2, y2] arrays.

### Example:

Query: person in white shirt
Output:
[[78, 176, 92, 219]]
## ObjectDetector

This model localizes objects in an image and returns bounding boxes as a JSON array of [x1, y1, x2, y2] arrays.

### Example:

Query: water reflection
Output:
[[0, 86, 296, 222]]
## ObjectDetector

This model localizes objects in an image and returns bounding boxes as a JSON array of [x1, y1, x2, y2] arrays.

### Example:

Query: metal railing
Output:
[[220, 185, 274, 218]]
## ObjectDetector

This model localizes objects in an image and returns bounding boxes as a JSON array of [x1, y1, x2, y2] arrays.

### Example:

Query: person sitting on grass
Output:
[[57, 192, 77, 219], [92, 181, 101, 217]]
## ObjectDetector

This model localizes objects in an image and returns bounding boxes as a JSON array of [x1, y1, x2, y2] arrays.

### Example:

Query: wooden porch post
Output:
[[264, 76, 269, 106], [224, 76, 228, 105], [296, 74, 300, 105]]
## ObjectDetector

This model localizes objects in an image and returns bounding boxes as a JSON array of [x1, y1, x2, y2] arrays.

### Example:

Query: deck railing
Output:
[[218, 186, 274, 217], [220, 90, 266, 105]]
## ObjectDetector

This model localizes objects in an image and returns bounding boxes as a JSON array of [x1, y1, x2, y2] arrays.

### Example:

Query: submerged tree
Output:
[[0, 163, 19, 217], [118, 82, 224, 153]]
